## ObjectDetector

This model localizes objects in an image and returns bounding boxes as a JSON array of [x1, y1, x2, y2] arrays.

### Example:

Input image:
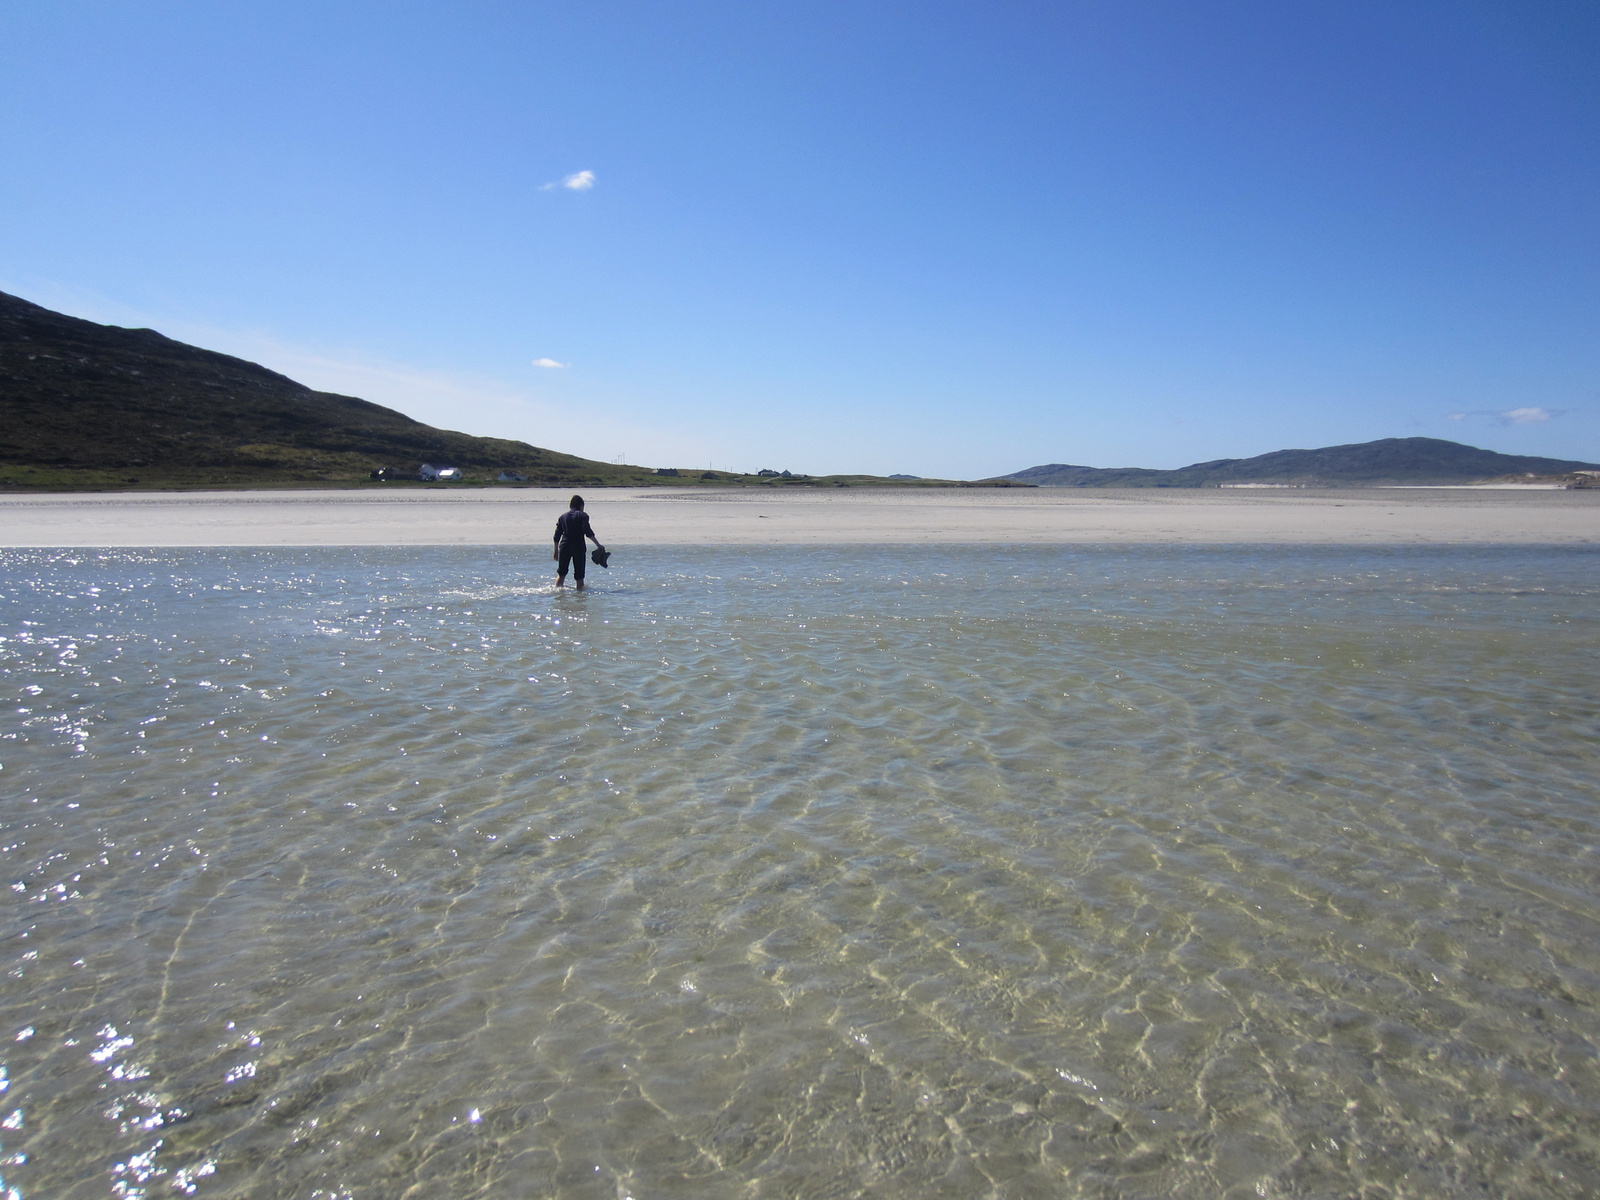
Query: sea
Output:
[[2, 544, 1598, 1199]]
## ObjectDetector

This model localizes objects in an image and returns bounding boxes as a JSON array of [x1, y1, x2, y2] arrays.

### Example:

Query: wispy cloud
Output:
[[540, 170, 595, 192], [1447, 406, 1566, 425], [533, 357, 567, 368]]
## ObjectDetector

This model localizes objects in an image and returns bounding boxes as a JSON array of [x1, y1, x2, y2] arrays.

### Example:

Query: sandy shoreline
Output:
[[1, 486, 1597, 547]]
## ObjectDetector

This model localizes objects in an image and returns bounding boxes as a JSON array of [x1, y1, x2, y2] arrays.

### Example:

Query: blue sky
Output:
[[3, 1, 1597, 477]]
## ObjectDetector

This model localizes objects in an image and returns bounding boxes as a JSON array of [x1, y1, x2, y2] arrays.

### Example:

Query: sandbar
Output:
[[1, 486, 1597, 547]]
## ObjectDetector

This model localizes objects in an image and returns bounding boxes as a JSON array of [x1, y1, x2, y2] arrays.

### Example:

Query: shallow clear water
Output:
[[2, 545, 1599, 1199]]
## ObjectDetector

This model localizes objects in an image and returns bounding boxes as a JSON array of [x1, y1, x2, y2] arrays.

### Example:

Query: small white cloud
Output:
[[1503, 406, 1552, 424], [541, 170, 595, 192], [533, 358, 567, 369], [1447, 406, 1565, 425]]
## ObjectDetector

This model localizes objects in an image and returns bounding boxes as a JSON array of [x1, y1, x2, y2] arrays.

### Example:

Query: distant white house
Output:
[[420, 463, 464, 481]]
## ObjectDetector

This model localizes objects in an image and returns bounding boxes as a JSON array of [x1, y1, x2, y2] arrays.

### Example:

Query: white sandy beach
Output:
[[2, 486, 1597, 546]]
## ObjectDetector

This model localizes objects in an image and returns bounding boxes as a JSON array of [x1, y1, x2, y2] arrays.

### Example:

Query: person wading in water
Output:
[[553, 494, 604, 589]]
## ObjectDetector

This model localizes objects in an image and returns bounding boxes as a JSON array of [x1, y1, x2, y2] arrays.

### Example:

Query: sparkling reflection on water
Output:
[[2, 545, 1599, 1199]]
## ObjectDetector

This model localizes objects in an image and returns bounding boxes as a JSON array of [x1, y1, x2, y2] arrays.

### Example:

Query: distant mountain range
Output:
[[1001, 438, 1600, 488], [6, 289, 1594, 493]]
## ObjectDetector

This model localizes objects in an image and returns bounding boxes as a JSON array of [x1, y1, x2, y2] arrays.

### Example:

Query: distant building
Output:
[[497, 471, 527, 482], [420, 463, 464, 481]]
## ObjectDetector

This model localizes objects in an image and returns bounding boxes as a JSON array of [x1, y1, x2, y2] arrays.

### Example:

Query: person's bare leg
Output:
[[555, 574, 566, 587], [575, 579, 585, 590]]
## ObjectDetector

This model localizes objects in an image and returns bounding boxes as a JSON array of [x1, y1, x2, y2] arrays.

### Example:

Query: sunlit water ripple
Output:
[[2, 545, 1598, 1199]]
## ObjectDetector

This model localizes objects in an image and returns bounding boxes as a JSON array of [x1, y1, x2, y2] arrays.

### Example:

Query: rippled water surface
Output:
[[3, 545, 1599, 1199]]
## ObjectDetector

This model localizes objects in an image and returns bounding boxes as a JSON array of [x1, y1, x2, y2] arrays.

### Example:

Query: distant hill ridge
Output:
[[0, 289, 664, 489], [7, 289, 1594, 492], [1002, 437, 1600, 487]]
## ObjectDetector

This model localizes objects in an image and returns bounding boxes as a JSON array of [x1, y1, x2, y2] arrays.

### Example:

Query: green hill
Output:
[[0, 291, 1028, 491], [1000, 437, 1600, 487], [0, 289, 676, 490]]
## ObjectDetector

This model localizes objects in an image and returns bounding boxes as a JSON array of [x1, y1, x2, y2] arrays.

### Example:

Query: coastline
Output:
[[2, 486, 1597, 547]]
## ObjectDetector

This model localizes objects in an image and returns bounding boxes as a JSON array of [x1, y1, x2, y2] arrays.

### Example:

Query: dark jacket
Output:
[[554, 509, 594, 548]]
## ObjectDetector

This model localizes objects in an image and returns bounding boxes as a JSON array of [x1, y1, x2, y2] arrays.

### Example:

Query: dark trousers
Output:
[[557, 541, 586, 581]]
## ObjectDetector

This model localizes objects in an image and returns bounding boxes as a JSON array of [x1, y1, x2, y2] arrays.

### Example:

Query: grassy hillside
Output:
[[0, 290, 682, 490], [0, 291, 1029, 492]]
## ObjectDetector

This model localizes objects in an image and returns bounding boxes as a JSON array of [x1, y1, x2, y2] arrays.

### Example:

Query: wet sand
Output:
[[1, 486, 1597, 546]]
